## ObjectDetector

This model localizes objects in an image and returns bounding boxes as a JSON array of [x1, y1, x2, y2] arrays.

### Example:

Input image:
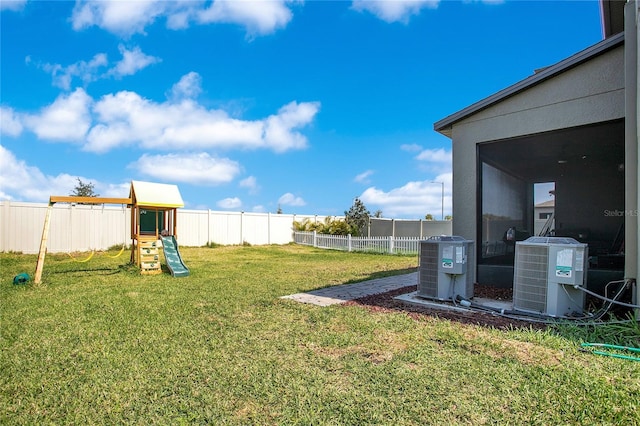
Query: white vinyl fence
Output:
[[294, 231, 422, 255], [368, 217, 452, 238], [0, 201, 328, 254], [0, 201, 453, 255]]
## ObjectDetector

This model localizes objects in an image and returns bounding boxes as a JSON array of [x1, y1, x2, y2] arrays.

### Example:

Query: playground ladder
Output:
[[137, 236, 162, 275]]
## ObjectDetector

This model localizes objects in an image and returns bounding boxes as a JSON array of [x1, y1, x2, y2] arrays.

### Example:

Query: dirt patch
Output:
[[343, 284, 547, 330]]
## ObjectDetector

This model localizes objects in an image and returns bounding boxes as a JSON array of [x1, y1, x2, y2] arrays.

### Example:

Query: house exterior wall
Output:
[[451, 45, 625, 244]]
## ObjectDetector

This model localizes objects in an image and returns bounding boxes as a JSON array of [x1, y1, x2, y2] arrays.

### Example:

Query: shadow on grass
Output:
[[47, 263, 134, 276]]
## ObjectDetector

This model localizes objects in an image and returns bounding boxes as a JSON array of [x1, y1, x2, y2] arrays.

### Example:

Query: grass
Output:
[[1, 244, 639, 425]]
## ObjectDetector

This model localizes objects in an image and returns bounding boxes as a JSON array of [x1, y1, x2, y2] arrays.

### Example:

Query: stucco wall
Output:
[[451, 45, 625, 244]]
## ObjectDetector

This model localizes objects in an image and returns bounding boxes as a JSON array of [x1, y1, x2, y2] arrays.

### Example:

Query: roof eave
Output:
[[433, 32, 624, 137]]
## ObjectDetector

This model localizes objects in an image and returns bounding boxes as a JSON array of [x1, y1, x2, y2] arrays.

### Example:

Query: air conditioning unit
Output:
[[418, 236, 475, 301], [513, 236, 588, 317]]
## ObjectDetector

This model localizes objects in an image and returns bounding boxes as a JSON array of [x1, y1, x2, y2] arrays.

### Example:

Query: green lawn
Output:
[[1, 245, 639, 425]]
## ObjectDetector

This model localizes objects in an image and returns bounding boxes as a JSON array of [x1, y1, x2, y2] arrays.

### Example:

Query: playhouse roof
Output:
[[129, 180, 184, 208]]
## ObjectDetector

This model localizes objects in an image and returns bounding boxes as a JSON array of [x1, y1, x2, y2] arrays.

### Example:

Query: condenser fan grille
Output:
[[513, 244, 548, 313], [418, 243, 439, 297]]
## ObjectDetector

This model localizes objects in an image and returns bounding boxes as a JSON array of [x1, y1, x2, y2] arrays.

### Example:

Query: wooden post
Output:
[[34, 204, 53, 284], [173, 208, 177, 238], [130, 204, 136, 263]]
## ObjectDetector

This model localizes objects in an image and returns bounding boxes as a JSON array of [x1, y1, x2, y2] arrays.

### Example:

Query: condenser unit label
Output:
[[442, 246, 453, 269], [456, 246, 464, 264], [556, 249, 573, 278]]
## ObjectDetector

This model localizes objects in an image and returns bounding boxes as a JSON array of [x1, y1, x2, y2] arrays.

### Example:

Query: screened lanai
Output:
[[434, 32, 627, 291]]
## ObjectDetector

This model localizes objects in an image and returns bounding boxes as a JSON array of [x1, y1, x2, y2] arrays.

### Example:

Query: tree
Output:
[[444, 215, 453, 221], [425, 214, 434, 221], [345, 198, 370, 236], [276, 204, 282, 214], [71, 178, 99, 198], [373, 209, 383, 218]]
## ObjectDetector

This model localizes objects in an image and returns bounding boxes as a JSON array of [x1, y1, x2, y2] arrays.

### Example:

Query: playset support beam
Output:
[[35, 181, 186, 283], [34, 196, 132, 284]]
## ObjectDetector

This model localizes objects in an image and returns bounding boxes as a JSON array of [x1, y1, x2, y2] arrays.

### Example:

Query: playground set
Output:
[[34, 180, 189, 284]]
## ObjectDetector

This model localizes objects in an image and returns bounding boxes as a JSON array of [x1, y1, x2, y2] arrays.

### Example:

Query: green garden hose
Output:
[[580, 343, 640, 362]]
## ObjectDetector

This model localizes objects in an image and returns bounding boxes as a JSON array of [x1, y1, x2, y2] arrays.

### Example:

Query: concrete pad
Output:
[[280, 293, 348, 307], [394, 292, 514, 314], [280, 272, 418, 307], [394, 291, 472, 313], [473, 297, 513, 311]]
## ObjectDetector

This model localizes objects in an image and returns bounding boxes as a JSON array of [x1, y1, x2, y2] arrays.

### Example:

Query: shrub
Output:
[[293, 217, 357, 236]]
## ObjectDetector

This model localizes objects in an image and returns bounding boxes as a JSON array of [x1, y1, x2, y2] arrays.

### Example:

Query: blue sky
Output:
[[1, 0, 602, 218]]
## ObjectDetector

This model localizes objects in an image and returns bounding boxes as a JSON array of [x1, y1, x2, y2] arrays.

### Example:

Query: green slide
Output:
[[160, 236, 190, 277]]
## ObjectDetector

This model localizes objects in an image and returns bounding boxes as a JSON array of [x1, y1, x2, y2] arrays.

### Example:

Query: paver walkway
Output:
[[281, 272, 417, 306]]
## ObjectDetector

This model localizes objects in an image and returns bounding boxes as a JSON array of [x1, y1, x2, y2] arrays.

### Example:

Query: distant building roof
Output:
[[535, 200, 555, 208], [130, 180, 184, 208]]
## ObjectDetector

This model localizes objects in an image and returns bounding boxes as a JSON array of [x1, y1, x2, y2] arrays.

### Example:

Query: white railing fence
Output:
[[293, 231, 422, 255]]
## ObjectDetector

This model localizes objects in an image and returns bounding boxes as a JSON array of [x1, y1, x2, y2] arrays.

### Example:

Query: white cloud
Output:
[[197, 0, 295, 37], [130, 152, 241, 185], [0, 144, 120, 202], [278, 192, 305, 206], [168, 72, 202, 101], [38, 53, 108, 90], [0, 0, 27, 12], [239, 176, 259, 194], [263, 101, 320, 152], [0, 107, 23, 136], [99, 182, 131, 198], [217, 197, 242, 209], [107, 45, 160, 78], [251, 205, 266, 213], [351, 0, 439, 23], [70, 0, 298, 38], [360, 173, 452, 218], [10, 74, 319, 154], [416, 147, 450, 162], [22, 88, 92, 142], [85, 80, 319, 153], [71, 0, 167, 36], [354, 170, 374, 184], [32, 46, 157, 90], [415, 147, 451, 173]]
